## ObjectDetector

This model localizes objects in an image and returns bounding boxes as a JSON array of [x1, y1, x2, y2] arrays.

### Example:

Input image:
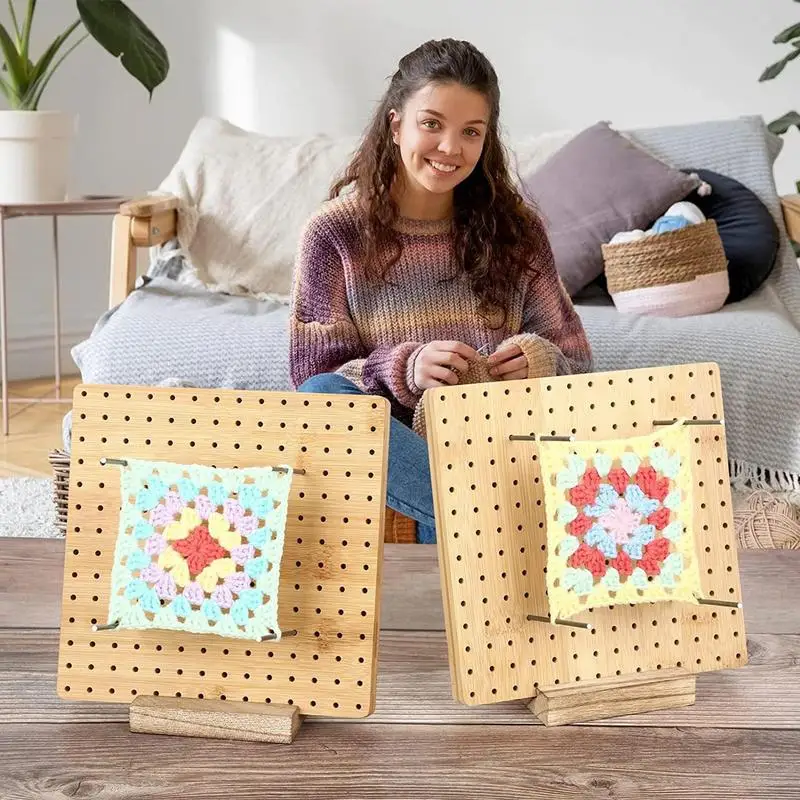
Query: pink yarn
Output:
[[231, 543, 256, 565], [140, 563, 164, 584], [599, 499, 640, 544], [224, 498, 245, 527], [144, 533, 167, 556], [237, 514, 259, 537], [164, 491, 185, 517], [183, 581, 205, 606], [155, 573, 177, 600], [211, 585, 234, 608], [225, 572, 250, 594], [149, 503, 175, 528], [193, 494, 214, 520]]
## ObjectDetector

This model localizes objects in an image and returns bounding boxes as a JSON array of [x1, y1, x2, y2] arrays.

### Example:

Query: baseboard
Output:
[[6, 329, 91, 382]]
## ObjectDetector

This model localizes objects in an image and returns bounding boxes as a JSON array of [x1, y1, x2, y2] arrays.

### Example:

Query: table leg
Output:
[[52, 216, 61, 400], [0, 212, 7, 435]]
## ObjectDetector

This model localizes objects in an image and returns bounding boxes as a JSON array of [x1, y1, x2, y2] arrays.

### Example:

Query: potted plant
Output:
[[0, 0, 168, 203]]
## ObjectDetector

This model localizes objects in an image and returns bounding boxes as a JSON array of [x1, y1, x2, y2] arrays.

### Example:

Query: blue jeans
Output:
[[295, 373, 437, 543]]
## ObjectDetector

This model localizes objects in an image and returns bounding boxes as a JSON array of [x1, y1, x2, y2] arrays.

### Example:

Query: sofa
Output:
[[54, 113, 800, 542]]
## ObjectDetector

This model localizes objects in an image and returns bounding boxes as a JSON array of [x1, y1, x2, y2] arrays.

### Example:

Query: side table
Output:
[[0, 196, 127, 435]]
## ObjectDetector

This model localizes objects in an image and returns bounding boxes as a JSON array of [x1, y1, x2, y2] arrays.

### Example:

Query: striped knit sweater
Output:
[[289, 193, 592, 427]]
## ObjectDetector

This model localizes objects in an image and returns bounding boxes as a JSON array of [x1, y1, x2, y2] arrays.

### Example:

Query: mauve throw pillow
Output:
[[522, 122, 701, 296]]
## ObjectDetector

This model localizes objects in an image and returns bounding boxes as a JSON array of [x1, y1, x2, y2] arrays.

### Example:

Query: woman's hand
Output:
[[487, 343, 528, 380], [413, 340, 480, 390]]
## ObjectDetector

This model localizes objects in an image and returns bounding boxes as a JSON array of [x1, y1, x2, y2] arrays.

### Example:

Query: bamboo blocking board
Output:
[[56, 384, 389, 718], [424, 362, 747, 707]]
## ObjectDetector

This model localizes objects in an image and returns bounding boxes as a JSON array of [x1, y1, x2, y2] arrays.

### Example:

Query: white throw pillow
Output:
[[157, 117, 359, 299], [155, 117, 575, 299]]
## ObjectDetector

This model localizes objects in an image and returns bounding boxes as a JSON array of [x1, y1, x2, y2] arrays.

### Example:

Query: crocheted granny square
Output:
[[106, 458, 293, 641], [538, 420, 702, 621]]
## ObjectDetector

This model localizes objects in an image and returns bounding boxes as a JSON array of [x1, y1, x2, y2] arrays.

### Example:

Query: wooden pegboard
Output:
[[56, 384, 389, 718], [424, 362, 747, 706]]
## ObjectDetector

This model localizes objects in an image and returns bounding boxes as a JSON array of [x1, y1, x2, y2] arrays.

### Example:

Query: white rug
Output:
[[0, 477, 62, 538], [0, 476, 797, 543]]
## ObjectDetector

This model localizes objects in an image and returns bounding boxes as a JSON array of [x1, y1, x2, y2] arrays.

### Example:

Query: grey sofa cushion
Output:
[[71, 277, 291, 393]]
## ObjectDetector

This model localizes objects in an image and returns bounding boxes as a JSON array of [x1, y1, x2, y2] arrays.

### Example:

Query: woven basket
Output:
[[49, 448, 70, 537], [601, 219, 729, 316]]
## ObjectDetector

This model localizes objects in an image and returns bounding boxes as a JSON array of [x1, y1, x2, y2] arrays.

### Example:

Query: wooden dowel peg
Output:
[[698, 598, 742, 609], [261, 629, 299, 642], [99, 457, 306, 475], [509, 434, 574, 442], [527, 614, 592, 631], [652, 418, 723, 427], [92, 620, 120, 632]]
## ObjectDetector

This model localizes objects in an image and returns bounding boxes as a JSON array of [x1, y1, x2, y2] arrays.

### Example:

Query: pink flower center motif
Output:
[[598, 498, 641, 544]]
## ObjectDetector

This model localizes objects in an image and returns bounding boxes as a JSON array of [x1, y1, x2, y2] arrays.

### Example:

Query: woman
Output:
[[290, 38, 592, 543]]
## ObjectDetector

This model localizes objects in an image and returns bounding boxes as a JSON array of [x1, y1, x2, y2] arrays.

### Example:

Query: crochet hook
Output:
[[99, 457, 306, 475]]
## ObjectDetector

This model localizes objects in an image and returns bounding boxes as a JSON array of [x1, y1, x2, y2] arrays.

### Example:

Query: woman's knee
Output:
[[296, 373, 362, 394]]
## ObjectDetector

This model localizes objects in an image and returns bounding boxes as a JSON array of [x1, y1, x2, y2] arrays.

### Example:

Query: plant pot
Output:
[[0, 111, 76, 203]]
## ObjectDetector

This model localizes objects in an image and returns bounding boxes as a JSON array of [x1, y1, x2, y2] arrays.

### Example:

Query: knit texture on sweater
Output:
[[289, 194, 592, 429]]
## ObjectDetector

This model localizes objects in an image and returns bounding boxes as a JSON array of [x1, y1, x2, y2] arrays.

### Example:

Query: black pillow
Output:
[[681, 168, 779, 304]]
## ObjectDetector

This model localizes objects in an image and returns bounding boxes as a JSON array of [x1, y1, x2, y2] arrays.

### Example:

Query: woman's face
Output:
[[390, 82, 489, 197]]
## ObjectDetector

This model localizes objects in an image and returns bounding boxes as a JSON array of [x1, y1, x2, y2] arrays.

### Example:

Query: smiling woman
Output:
[[289, 38, 593, 543]]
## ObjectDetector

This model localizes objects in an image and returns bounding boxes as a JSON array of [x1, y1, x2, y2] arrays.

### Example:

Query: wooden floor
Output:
[[0, 374, 81, 477], [1, 540, 798, 798]]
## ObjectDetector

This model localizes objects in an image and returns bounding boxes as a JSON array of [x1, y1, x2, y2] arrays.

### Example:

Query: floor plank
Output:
[[2, 629, 798, 729], [0, 375, 80, 476], [0, 723, 797, 799], [2, 539, 798, 635]]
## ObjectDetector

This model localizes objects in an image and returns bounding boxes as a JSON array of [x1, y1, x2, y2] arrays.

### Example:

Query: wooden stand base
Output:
[[528, 668, 696, 727], [130, 696, 303, 743]]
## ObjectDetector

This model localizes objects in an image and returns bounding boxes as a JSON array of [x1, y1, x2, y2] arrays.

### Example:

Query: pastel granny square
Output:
[[538, 420, 702, 621], [106, 458, 293, 640]]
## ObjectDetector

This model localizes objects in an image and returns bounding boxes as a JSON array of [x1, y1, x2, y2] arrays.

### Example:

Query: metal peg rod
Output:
[[527, 614, 592, 631], [260, 629, 299, 642], [652, 418, 723, 427], [509, 434, 574, 442], [92, 621, 120, 632], [698, 598, 742, 609], [99, 457, 305, 475]]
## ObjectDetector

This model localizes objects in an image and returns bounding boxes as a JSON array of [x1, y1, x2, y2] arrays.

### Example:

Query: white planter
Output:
[[0, 111, 76, 203]]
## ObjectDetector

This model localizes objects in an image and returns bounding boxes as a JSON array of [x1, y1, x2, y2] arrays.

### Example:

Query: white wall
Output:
[[3, 0, 800, 379]]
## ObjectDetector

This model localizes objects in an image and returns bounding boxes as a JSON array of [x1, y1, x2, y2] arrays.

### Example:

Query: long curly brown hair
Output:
[[330, 38, 548, 328]]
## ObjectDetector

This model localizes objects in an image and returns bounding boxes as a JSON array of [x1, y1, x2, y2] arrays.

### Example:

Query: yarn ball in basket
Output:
[[601, 219, 729, 317]]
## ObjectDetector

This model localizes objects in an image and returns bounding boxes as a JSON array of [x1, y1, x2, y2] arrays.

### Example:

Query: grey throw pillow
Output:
[[522, 121, 701, 296]]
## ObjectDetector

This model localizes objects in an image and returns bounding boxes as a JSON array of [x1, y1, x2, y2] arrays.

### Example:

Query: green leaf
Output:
[[76, 0, 168, 97], [774, 22, 800, 43], [8, 1, 22, 43], [768, 110, 800, 135], [27, 32, 89, 110], [20, 0, 36, 62], [0, 21, 28, 100], [759, 46, 800, 81], [20, 20, 82, 108]]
